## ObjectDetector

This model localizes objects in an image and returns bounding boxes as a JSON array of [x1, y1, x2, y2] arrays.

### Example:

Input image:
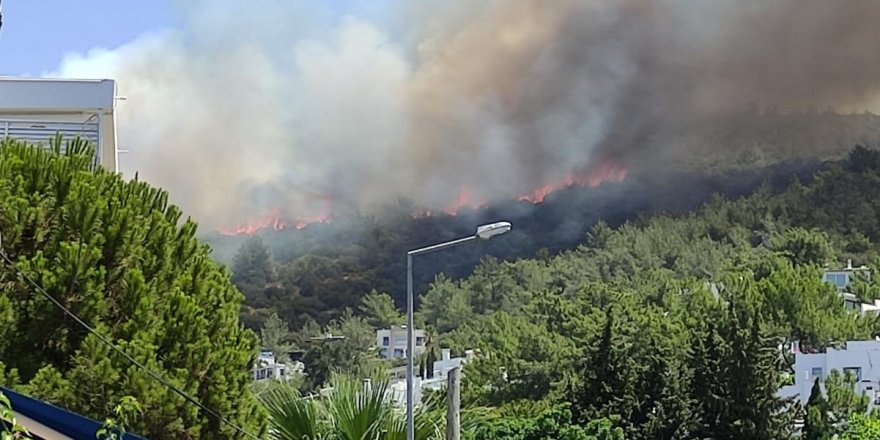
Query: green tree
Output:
[[571, 307, 626, 425], [260, 312, 296, 363], [723, 297, 792, 440], [770, 228, 836, 267], [231, 235, 274, 302], [803, 379, 832, 440], [419, 275, 477, 334], [359, 291, 404, 329], [0, 139, 264, 438], [301, 310, 379, 391], [261, 374, 443, 440], [839, 414, 880, 440], [825, 369, 869, 428], [471, 403, 623, 440]]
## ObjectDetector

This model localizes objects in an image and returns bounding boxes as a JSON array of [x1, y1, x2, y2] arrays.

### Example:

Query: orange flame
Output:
[[517, 161, 628, 203], [217, 207, 331, 236], [220, 162, 628, 234]]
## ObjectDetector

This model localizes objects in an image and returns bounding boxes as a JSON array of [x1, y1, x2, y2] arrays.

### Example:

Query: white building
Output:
[[779, 340, 880, 409], [0, 77, 119, 172], [386, 349, 477, 407], [253, 350, 302, 382], [377, 326, 426, 359], [823, 261, 876, 315]]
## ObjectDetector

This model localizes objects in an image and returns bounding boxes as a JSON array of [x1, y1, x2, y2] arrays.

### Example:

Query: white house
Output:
[[385, 349, 477, 407], [779, 340, 880, 409], [421, 349, 476, 392], [822, 261, 876, 315], [253, 349, 302, 382], [0, 77, 119, 172], [377, 326, 426, 359]]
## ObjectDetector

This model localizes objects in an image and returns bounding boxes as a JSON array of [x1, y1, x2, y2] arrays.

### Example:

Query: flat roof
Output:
[[0, 77, 116, 114]]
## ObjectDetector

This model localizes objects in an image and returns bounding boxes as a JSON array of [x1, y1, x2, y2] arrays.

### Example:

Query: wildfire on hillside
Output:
[[517, 160, 628, 203], [217, 207, 332, 236], [218, 161, 628, 235]]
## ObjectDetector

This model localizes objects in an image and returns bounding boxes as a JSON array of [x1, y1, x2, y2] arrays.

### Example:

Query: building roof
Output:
[[0, 77, 119, 172], [1, 387, 148, 440]]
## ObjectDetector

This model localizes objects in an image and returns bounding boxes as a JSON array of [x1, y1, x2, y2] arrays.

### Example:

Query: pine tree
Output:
[[723, 302, 792, 440], [231, 235, 274, 301], [803, 378, 832, 440], [571, 306, 625, 425], [690, 322, 730, 439], [0, 139, 265, 438], [260, 312, 296, 363]]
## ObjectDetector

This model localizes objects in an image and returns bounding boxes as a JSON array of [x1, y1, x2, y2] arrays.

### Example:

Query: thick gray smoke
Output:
[[51, 0, 880, 229]]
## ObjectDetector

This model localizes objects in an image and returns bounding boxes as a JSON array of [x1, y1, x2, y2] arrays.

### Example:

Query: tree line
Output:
[[252, 145, 880, 438]]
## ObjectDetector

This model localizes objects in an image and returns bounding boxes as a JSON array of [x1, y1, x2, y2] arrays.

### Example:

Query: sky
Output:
[[0, 0, 179, 76], [0, 0, 387, 76]]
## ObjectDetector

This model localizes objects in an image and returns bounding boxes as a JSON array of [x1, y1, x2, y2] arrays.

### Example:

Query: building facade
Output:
[[0, 77, 119, 172], [253, 350, 302, 382], [779, 340, 880, 410], [376, 326, 426, 359]]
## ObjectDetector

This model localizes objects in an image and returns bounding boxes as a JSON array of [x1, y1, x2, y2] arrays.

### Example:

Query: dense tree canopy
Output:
[[0, 139, 264, 438], [222, 141, 880, 437]]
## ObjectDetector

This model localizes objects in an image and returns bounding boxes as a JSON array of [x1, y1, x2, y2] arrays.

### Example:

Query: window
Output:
[[382, 336, 390, 346], [811, 367, 823, 379], [416, 337, 425, 346], [393, 348, 404, 357], [824, 273, 849, 290], [844, 367, 863, 381]]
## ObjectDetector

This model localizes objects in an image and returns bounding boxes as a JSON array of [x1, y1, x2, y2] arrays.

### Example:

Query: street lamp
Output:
[[405, 221, 512, 440]]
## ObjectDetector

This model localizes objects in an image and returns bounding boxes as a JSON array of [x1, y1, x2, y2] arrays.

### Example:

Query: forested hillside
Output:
[[223, 161, 824, 329], [219, 137, 880, 438], [216, 112, 880, 331], [414, 145, 880, 438], [258, 146, 880, 438]]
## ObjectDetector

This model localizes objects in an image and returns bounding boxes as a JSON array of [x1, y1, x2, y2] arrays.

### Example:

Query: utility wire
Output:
[[0, 230, 262, 440]]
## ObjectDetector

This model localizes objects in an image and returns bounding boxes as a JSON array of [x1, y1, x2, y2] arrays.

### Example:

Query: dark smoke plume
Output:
[[50, 0, 880, 228]]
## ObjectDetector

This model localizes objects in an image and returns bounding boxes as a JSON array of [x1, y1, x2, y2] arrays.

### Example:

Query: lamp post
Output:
[[406, 221, 512, 440]]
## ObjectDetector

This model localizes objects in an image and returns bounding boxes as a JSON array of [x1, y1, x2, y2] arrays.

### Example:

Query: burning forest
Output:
[[221, 158, 629, 235], [46, 0, 880, 234]]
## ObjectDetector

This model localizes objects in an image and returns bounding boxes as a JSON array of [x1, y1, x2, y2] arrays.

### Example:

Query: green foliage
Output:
[[803, 379, 832, 440], [218, 144, 880, 438], [261, 374, 443, 440], [839, 414, 880, 440], [770, 227, 836, 266], [261, 312, 296, 363], [359, 291, 404, 329], [96, 396, 142, 440], [300, 310, 380, 391], [232, 235, 274, 307], [470, 403, 623, 440], [0, 139, 264, 438], [825, 370, 870, 429], [0, 391, 32, 440]]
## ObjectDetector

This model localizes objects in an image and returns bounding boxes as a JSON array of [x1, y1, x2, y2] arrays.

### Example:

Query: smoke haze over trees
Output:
[[48, 0, 880, 229]]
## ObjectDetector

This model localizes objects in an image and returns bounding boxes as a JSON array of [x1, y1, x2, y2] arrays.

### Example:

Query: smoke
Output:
[[50, 0, 880, 228]]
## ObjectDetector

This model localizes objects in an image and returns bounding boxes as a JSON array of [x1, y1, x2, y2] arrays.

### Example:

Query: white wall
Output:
[[783, 341, 880, 409], [0, 78, 118, 172], [0, 78, 115, 112]]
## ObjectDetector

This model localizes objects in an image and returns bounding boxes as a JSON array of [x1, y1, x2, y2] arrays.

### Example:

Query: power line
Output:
[[0, 230, 262, 440]]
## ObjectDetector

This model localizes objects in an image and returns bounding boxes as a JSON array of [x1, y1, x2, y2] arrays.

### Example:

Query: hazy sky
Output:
[[0, 0, 388, 76], [0, 0, 178, 75]]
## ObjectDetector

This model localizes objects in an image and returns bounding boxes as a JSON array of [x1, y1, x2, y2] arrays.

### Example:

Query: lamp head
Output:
[[475, 221, 512, 240]]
